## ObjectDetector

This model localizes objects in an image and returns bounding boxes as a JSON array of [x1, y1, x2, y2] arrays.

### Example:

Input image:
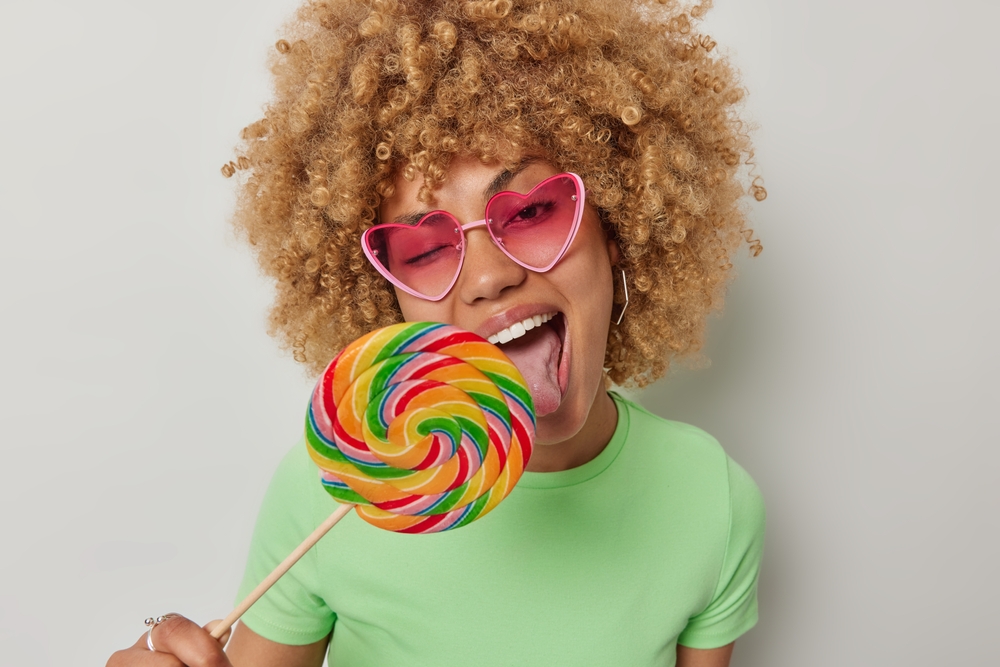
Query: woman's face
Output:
[[379, 156, 619, 449]]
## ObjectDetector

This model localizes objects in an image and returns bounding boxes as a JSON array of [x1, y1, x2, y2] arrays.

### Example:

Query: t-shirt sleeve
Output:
[[235, 441, 337, 645], [678, 456, 766, 649]]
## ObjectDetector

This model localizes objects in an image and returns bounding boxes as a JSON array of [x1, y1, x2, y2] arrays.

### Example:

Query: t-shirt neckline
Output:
[[516, 392, 630, 490]]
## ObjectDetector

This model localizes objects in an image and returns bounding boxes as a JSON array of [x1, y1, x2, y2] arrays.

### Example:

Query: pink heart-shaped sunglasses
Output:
[[362, 172, 586, 301]]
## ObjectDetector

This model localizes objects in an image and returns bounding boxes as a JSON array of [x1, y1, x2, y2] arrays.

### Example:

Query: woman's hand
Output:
[[106, 615, 233, 667]]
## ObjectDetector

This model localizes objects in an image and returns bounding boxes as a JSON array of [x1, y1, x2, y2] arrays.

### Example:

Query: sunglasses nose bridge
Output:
[[460, 218, 488, 232], [460, 217, 513, 260]]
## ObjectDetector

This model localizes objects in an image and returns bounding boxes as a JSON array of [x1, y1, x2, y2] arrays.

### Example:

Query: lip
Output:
[[475, 304, 562, 341]]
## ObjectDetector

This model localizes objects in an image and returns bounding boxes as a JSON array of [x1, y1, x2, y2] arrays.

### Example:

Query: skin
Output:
[[106, 155, 736, 667]]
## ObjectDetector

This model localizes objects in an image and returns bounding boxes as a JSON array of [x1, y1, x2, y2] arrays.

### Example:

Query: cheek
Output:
[[395, 290, 449, 325], [395, 294, 422, 322], [567, 240, 615, 316]]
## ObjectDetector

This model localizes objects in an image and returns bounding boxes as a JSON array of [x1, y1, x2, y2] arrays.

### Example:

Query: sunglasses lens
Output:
[[485, 174, 580, 270], [365, 213, 463, 299], [365, 173, 584, 299]]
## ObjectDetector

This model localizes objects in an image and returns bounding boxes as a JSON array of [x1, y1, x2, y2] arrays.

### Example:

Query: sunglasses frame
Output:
[[362, 172, 586, 301]]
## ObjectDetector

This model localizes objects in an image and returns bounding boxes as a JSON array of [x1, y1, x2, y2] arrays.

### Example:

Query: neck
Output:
[[525, 389, 619, 473]]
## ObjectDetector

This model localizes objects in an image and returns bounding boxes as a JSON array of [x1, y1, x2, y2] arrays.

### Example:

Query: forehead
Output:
[[381, 156, 561, 219]]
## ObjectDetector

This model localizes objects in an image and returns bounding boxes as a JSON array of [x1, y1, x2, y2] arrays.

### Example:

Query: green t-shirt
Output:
[[237, 393, 765, 666]]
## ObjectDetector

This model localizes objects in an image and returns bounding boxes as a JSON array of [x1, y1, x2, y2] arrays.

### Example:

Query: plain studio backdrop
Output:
[[1, 0, 997, 665]]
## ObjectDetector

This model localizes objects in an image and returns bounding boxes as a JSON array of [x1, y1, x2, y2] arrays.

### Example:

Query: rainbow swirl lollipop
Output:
[[305, 322, 535, 533]]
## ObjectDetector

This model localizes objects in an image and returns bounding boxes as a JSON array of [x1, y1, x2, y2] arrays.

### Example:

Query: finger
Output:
[[202, 620, 231, 646], [150, 615, 232, 667], [106, 642, 184, 667]]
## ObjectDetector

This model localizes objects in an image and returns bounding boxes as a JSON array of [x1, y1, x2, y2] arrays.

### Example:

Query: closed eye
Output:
[[402, 243, 458, 266]]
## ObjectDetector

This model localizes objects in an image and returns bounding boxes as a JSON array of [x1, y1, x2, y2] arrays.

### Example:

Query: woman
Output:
[[108, 1, 765, 665]]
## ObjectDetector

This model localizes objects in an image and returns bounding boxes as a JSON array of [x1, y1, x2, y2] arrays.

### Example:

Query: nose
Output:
[[456, 227, 527, 303]]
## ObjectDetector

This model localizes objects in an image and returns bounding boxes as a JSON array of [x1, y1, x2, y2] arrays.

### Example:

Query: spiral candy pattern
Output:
[[305, 322, 535, 533]]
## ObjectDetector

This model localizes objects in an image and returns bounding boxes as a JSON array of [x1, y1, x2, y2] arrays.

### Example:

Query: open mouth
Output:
[[488, 312, 567, 417]]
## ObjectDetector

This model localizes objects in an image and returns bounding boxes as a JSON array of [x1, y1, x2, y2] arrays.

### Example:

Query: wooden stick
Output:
[[211, 502, 355, 639]]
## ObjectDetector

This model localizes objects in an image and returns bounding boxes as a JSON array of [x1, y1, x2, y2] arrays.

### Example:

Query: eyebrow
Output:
[[390, 211, 426, 226], [385, 156, 543, 226], [482, 156, 542, 200]]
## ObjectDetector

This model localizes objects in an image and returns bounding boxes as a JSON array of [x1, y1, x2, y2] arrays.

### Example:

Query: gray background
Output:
[[1, 0, 997, 665]]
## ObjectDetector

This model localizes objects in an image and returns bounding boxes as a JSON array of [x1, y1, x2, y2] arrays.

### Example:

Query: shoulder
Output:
[[270, 437, 320, 487], [612, 392, 765, 533], [614, 392, 728, 474], [254, 439, 332, 532]]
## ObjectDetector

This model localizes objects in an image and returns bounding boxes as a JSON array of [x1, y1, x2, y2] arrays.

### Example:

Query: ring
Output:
[[144, 614, 176, 652]]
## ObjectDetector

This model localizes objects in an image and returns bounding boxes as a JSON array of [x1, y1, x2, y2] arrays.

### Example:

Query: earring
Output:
[[613, 268, 629, 326]]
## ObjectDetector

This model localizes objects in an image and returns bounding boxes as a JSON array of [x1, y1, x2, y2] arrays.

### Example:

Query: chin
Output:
[[531, 392, 590, 446]]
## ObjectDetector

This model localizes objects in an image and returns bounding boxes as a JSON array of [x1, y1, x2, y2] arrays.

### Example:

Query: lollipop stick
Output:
[[210, 502, 355, 639]]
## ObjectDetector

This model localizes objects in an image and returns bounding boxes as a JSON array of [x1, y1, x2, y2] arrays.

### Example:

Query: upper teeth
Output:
[[488, 313, 555, 345]]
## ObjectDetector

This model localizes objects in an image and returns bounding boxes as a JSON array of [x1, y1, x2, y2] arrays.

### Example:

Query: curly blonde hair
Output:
[[224, 0, 764, 387]]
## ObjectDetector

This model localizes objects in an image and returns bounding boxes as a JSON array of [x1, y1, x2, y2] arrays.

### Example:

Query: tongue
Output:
[[500, 323, 563, 417]]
